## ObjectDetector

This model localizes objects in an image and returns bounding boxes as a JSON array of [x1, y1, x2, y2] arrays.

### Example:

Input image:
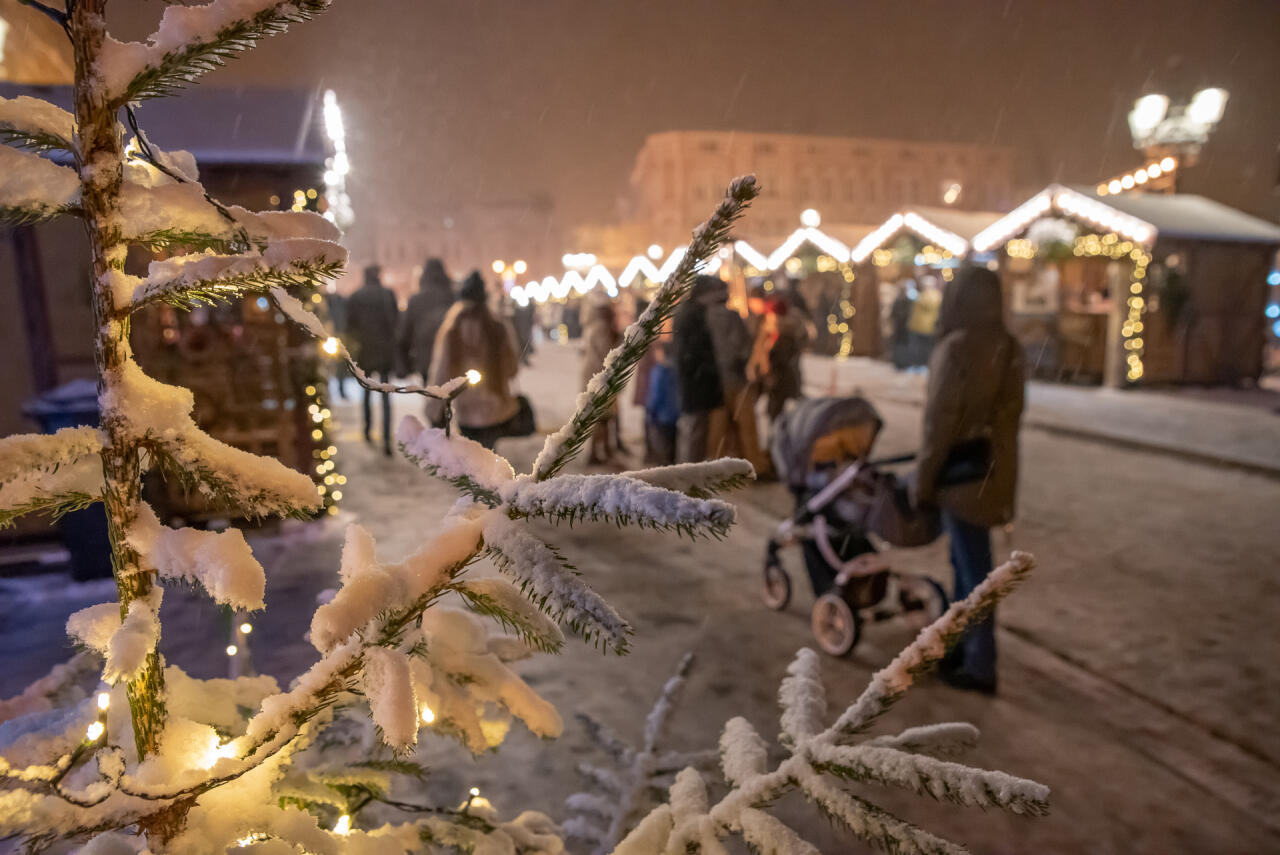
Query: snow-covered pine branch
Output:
[[826, 551, 1036, 739], [103, 360, 320, 518], [98, 0, 334, 104], [482, 514, 630, 654], [532, 175, 759, 481], [129, 237, 346, 312], [611, 552, 1048, 855], [0, 144, 81, 225], [0, 95, 76, 153], [500, 474, 735, 540], [451, 577, 567, 654], [621, 458, 756, 499], [128, 502, 267, 611], [0, 429, 105, 528], [567, 653, 714, 854], [397, 416, 514, 507]]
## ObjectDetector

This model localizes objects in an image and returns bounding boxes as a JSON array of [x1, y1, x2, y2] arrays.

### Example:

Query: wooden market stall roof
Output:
[[972, 184, 1280, 253], [849, 206, 1004, 262]]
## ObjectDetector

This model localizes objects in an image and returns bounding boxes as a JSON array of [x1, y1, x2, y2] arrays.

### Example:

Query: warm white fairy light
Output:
[[239, 622, 252, 635], [469, 787, 480, 798], [96, 691, 111, 711], [321, 337, 340, 356], [332, 814, 351, 835], [972, 192, 1052, 252], [902, 211, 968, 258], [85, 721, 105, 742], [226, 644, 238, 656], [420, 705, 435, 724]]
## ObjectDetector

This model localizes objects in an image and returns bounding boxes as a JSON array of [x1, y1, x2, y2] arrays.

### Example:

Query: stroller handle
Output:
[[868, 452, 917, 466]]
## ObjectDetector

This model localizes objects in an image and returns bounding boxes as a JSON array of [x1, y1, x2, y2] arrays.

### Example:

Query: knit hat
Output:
[[459, 271, 487, 303]]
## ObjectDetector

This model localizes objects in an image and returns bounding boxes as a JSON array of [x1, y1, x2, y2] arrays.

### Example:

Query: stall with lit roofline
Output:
[[972, 184, 1280, 387], [846, 207, 1003, 365]]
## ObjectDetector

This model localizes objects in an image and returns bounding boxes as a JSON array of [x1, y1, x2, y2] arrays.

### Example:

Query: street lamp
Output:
[[1127, 85, 1228, 190]]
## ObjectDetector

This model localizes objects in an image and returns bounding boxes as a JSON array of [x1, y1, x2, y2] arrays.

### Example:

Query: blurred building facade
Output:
[[0, 0, 73, 84], [618, 130, 1016, 252], [368, 196, 559, 302]]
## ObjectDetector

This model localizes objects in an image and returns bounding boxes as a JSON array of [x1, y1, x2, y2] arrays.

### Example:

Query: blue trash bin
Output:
[[22, 379, 113, 581]]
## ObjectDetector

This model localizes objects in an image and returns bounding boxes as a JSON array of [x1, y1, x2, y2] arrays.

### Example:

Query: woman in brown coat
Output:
[[915, 266, 1025, 694], [427, 272, 520, 449]]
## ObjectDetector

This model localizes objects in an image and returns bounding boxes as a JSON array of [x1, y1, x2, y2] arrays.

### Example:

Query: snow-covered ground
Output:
[[3, 339, 1279, 852]]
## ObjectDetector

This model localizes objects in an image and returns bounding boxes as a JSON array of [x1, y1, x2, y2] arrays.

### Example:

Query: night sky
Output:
[[102, 0, 1280, 260]]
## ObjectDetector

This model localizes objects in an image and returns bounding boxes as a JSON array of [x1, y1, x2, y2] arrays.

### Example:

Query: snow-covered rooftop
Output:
[[1074, 188, 1280, 245]]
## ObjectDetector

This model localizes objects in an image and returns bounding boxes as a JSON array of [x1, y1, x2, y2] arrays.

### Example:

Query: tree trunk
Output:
[[70, 0, 167, 761]]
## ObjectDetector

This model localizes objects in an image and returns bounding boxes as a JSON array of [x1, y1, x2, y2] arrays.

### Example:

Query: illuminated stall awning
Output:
[[850, 207, 1003, 263]]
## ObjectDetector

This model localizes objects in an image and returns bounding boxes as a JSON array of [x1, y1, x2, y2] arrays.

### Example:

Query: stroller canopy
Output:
[[770, 397, 883, 489]]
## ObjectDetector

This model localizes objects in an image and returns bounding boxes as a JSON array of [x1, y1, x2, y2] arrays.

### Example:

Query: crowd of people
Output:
[[328, 259, 1024, 694], [327, 259, 527, 453]]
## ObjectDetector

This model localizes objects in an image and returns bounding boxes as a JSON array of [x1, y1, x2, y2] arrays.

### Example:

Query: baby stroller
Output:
[[763, 397, 948, 656]]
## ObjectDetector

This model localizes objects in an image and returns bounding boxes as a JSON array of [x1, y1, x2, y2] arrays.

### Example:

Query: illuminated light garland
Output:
[[850, 214, 905, 264], [1096, 158, 1178, 197], [973, 185, 1156, 253]]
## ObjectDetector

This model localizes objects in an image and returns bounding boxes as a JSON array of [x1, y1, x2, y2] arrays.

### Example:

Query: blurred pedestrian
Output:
[[344, 264, 400, 455], [889, 282, 914, 370], [510, 297, 536, 365], [671, 275, 726, 463], [752, 293, 808, 423], [581, 299, 623, 464], [643, 340, 680, 465], [397, 257, 454, 384], [428, 271, 521, 450], [907, 275, 942, 368], [915, 267, 1026, 695], [705, 279, 768, 473]]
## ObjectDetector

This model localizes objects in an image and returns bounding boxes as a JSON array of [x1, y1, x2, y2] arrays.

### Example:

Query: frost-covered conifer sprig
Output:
[[564, 653, 717, 854], [612, 552, 1048, 855], [532, 175, 759, 481]]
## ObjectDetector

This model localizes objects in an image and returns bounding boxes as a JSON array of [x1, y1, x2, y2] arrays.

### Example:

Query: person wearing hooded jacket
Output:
[[344, 264, 400, 455], [671, 275, 727, 463], [397, 257, 454, 382], [915, 266, 1025, 694], [427, 272, 520, 449]]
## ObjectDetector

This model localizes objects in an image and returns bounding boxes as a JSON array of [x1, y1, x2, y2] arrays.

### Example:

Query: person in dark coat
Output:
[[344, 264, 400, 455], [915, 266, 1026, 694], [397, 258, 454, 383], [889, 283, 914, 370], [671, 275, 726, 463]]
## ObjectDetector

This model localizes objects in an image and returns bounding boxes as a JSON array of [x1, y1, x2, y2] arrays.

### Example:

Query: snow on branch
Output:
[[532, 175, 759, 481], [397, 416, 514, 506], [612, 552, 1048, 855], [67, 590, 162, 685], [482, 514, 630, 655], [128, 502, 267, 611], [0, 429, 104, 529], [0, 144, 80, 225], [500, 474, 735, 540], [103, 359, 320, 518], [0, 95, 76, 153], [0, 427, 102, 485], [866, 723, 980, 759], [621, 458, 756, 499], [98, 0, 334, 104], [129, 238, 346, 312]]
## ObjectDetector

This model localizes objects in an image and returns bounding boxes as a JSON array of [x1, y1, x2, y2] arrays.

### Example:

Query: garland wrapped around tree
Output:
[[0, 2, 1047, 853]]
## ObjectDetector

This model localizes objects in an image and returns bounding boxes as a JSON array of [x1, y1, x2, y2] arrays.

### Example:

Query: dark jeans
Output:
[[942, 511, 996, 684], [362, 370, 392, 452]]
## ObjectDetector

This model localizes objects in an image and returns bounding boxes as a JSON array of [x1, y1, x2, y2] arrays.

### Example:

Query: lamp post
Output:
[[1127, 86, 1228, 193]]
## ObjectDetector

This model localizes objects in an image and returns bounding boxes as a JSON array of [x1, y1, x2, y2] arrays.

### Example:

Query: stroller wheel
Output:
[[761, 559, 791, 611], [812, 593, 861, 657], [901, 575, 949, 625]]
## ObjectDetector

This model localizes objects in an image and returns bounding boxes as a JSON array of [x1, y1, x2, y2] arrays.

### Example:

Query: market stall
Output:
[[847, 207, 1003, 366], [971, 185, 1280, 386]]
